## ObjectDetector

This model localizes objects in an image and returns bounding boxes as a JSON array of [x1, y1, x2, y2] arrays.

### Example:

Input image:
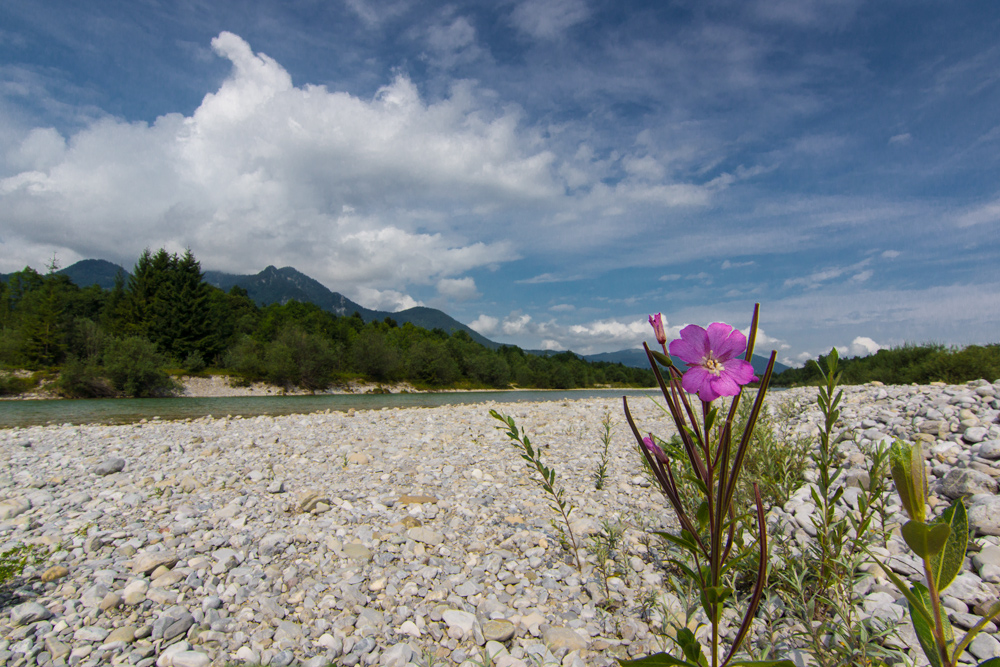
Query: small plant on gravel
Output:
[[0, 543, 45, 586], [491, 409, 583, 570], [869, 437, 1000, 667], [594, 410, 614, 490], [770, 348, 904, 667], [590, 518, 629, 605], [622, 305, 790, 667]]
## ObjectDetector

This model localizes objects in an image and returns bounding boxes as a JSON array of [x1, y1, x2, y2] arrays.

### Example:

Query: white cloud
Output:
[[502, 313, 533, 335], [423, 15, 485, 69], [352, 287, 421, 312], [881, 249, 901, 259], [509, 0, 590, 40], [721, 259, 755, 269], [955, 199, 1000, 228], [0, 32, 554, 289], [783, 258, 871, 289], [836, 336, 882, 358], [436, 276, 479, 300], [468, 314, 499, 335], [549, 303, 575, 312], [343, 0, 411, 28], [889, 132, 912, 145]]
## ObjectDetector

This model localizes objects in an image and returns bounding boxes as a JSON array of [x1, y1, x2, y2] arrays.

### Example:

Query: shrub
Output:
[[103, 336, 177, 397], [55, 356, 115, 398]]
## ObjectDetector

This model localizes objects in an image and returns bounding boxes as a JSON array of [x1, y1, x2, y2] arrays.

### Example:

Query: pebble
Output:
[[2, 382, 1000, 666]]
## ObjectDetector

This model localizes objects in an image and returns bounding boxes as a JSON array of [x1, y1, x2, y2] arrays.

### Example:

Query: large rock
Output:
[[940, 468, 997, 499], [9, 602, 52, 626], [132, 550, 179, 575], [970, 497, 1000, 535], [543, 626, 590, 653], [152, 606, 195, 642], [0, 497, 30, 520], [93, 457, 126, 475]]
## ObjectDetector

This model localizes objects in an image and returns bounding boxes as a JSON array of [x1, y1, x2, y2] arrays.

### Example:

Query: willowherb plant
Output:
[[490, 409, 582, 570], [870, 438, 1000, 667], [771, 348, 904, 667], [594, 410, 614, 490], [622, 304, 791, 667]]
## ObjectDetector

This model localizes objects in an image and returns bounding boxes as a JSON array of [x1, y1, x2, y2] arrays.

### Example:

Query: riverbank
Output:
[[0, 373, 422, 401], [2, 381, 1000, 666]]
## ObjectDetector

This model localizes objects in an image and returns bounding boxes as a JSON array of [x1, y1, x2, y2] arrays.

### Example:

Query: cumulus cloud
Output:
[[436, 276, 479, 300], [468, 314, 499, 335], [502, 313, 533, 335], [836, 336, 881, 358], [351, 287, 422, 312], [0, 31, 560, 305]]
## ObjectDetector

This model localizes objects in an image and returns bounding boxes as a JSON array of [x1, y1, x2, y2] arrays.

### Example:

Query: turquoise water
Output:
[[0, 389, 660, 429]]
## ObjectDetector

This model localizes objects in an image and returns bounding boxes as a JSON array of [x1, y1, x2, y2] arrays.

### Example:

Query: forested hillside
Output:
[[0, 250, 654, 397], [771, 343, 1000, 386]]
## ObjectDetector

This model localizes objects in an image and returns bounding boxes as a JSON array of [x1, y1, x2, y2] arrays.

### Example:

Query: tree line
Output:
[[0, 250, 654, 397], [770, 343, 1000, 387]]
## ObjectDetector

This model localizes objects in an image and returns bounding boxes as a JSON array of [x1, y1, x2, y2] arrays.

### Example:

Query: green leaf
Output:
[[654, 530, 699, 554], [901, 520, 951, 559], [617, 652, 698, 667], [695, 501, 710, 532], [729, 662, 797, 667], [863, 546, 934, 626], [675, 627, 706, 665], [975, 660, 1000, 667], [928, 499, 968, 592], [909, 582, 954, 667], [891, 439, 927, 523]]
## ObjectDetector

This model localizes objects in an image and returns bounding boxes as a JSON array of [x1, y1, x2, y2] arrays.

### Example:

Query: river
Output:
[[0, 388, 662, 429]]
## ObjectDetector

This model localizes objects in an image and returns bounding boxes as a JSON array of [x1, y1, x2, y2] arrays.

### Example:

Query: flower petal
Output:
[[681, 366, 712, 397], [670, 325, 709, 364], [712, 326, 747, 361], [709, 373, 741, 399], [722, 358, 757, 385]]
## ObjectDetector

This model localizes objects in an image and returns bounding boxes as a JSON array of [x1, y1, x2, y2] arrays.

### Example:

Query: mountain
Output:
[[583, 348, 789, 376], [202, 266, 497, 347], [58, 259, 128, 289], [204, 266, 380, 319]]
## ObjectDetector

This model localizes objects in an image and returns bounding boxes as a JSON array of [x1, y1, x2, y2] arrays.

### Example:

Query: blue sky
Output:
[[1, 1, 999, 366]]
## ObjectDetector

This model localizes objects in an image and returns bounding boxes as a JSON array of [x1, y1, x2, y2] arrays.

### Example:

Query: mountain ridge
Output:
[[37, 259, 786, 372]]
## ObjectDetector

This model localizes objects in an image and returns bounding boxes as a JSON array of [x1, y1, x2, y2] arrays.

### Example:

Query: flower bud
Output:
[[648, 313, 667, 345]]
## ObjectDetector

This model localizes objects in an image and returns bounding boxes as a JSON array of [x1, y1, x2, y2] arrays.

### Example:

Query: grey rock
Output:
[[0, 497, 30, 520], [93, 457, 126, 475], [979, 439, 1000, 460], [9, 602, 52, 626], [970, 633, 1000, 660], [969, 497, 1000, 536], [939, 468, 998, 499], [964, 427, 990, 444], [152, 606, 195, 642]]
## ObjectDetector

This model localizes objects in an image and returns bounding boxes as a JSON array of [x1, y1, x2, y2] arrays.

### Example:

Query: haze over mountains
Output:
[[45, 259, 786, 374]]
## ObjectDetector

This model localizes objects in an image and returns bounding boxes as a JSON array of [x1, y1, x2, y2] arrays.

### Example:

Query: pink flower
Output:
[[648, 313, 667, 345], [668, 322, 758, 402]]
